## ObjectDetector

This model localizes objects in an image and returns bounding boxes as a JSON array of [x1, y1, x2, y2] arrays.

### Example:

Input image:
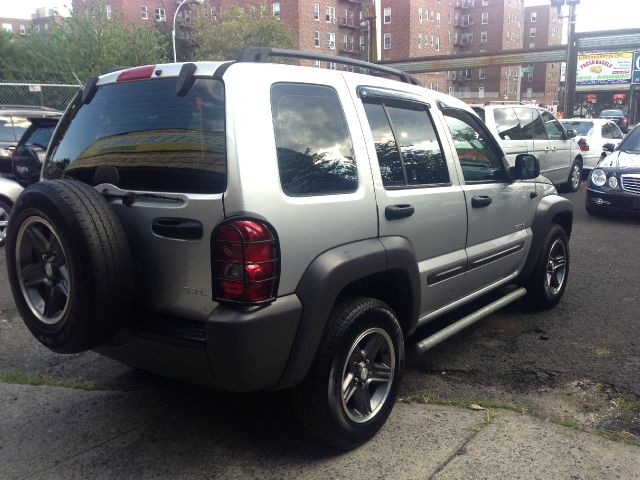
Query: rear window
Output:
[[0, 115, 15, 142], [45, 78, 226, 194], [560, 121, 592, 136]]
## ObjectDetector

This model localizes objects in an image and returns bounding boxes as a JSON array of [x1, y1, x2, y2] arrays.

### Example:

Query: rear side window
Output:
[[363, 98, 449, 188], [513, 107, 547, 140], [540, 110, 565, 140], [493, 107, 524, 140], [45, 78, 226, 194], [21, 125, 56, 149], [0, 115, 16, 142], [271, 83, 357, 196]]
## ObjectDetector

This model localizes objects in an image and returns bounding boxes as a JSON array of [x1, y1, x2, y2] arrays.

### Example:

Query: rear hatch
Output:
[[43, 75, 227, 321]]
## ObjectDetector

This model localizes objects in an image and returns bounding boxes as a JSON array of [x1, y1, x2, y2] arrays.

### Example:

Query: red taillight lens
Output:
[[578, 138, 589, 152], [213, 220, 279, 304], [116, 65, 155, 83]]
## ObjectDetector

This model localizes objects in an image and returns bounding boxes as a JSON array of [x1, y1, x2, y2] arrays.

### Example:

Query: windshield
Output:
[[560, 121, 593, 136], [620, 127, 640, 152], [45, 77, 226, 194]]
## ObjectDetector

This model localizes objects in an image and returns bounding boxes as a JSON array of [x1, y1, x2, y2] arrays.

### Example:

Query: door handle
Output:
[[385, 204, 415, 220], [544, 147, 551, 151], [152, 218, 203, 240], [471, 195, 492, 208]]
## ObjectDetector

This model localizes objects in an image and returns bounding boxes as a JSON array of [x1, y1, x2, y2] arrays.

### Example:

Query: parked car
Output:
[[599, 109, 629, 133], [4, 49, 572, 449], [0, 107, 60, 174], [472, 104, 583, 192], [559, 118, 624, 170], [0, 114, 60, 246], [586, 125, 640, 215]]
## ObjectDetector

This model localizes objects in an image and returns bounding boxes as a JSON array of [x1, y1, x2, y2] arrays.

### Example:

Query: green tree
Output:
[[185, 5, 296, 61]]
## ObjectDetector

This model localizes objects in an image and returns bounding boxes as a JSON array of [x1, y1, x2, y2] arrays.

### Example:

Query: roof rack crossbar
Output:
[[235, 47, 422, 86]]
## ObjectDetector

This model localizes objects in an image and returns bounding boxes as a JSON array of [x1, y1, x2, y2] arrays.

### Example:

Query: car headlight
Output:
[[608, 176, 618, 188], [591, 169, 607, 187]]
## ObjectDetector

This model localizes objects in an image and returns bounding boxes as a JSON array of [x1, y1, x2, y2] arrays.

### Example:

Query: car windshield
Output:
[[620, 127, 640, 153], [601, 110, 624, 117], [560, 121, 593, 136]]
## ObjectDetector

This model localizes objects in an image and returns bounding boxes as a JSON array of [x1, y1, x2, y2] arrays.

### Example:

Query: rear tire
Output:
[[293, 297, 404, 449], [565, 159, 582, 193], [0, 198, 10, 247], [523, 224, 569, 310], [5, 180, 133, 353]]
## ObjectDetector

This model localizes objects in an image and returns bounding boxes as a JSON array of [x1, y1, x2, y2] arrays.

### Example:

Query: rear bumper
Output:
[[97, 294, 302, 392]]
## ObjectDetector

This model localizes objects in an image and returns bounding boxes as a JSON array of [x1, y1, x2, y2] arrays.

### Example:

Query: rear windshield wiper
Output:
[[102, 190, 184, 207]]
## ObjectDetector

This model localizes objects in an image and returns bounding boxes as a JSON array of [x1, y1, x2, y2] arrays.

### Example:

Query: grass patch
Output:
[[548, 416, 639, 446], [400, 392, 527, 414], [594, 348, 610, 357], [612, 395, 640, 411], [0, 370, 101, 391]]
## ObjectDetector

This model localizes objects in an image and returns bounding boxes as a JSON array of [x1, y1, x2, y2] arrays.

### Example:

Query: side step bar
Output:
[[415, 287, 527, 354]]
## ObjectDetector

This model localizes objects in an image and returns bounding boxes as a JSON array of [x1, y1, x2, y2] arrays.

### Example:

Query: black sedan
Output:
[[586, 125, 640, 215]]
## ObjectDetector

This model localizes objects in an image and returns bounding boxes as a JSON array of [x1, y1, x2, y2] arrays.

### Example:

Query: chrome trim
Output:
[[621, 174, 640, 195], [467, 243, 524, 271]]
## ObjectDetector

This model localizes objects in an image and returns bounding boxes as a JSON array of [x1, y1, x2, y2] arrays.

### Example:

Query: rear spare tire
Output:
[[5, 179, 132, 353]]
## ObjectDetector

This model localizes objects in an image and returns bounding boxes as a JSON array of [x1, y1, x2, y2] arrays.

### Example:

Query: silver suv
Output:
[[473, 104, 583, 192], [4, 48, 573, 449]]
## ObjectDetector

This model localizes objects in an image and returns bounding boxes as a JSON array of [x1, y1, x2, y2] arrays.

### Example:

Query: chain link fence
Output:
[[0, 83, 81, 112]]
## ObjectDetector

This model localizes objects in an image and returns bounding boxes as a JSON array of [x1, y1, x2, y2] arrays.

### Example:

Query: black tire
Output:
[[523, 224, 569, 310], [0, 198, 11, 247], [5, 179, 132, 353], [292, 296, 404, 450], [564, 158, 583, 193]]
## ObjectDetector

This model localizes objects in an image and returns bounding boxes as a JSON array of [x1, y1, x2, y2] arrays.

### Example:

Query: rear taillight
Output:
[[578, 138, 589, 152], [213, 219, 279, 304], [116, 65, 155, 83]]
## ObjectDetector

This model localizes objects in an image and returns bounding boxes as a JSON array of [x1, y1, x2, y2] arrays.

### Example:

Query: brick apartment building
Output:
[[1, 7, 63, 36], [68, 0, 561, 105]]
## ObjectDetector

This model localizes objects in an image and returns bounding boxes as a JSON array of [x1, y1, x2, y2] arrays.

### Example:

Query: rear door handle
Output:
[[385, 204, 415, 220], [471, 195, 492, 208], [152, 218, 203, 240]]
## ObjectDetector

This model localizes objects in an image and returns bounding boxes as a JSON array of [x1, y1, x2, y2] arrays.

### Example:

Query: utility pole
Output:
[[564, 1, 579, 118], [516, 66, 522, 103]]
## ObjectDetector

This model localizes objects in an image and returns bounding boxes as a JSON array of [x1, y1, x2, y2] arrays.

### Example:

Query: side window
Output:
[[493, 107, 524, 140], [271, 83, 357, 196], [363, 98, 449, 188], [609, 123, 623, 140], [444, 109, 508, 183], [601, 123, 612, 139], [513, 107, 547, 141], [540, 110, 565, 140], [22, 126, 55, 148]]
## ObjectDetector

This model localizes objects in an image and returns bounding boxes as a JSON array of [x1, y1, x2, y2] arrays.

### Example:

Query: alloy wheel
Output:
[[571, 164, 581, 190], [0, 205, 8, 244], [545, 239, 567, 296]]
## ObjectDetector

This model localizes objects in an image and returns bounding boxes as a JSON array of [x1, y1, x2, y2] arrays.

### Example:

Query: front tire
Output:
[[523, 224, 570, 310], [0, 198, 10, 247], [293, 297, 404, 449]]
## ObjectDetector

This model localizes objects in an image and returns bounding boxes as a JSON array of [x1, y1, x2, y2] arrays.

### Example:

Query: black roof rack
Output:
[[235, 47, 422, 86]]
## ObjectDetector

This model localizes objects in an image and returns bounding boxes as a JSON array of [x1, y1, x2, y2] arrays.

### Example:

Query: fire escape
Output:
[[338, 4, 363, 58], [452, 0, 475, 87]]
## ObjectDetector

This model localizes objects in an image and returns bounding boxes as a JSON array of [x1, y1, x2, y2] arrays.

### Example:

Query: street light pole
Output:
[[172, 0, 204, 63]]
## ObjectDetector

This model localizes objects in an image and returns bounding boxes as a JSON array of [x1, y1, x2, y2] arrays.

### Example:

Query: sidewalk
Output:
[[1, 383, 637, 479]]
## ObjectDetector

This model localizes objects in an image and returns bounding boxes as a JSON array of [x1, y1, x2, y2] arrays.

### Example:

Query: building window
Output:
[[313, 3, 319, 20], [530, 28, 536, 38], [155, 8, 166, 22], [462, 33, 473, 45], [314, 60, 321, 68], [448, 86, 454, 95], [463, 69, 472, 79], [141, 5, 148, 19], [326, 6, 336, 22], [531, 12, 537, 22], [106, 4, 112, 19], [448, 31, 451, 43], [481, 12, 488, 24], [314, 31, 320, 47], [327, 32, 335, 49], [360, 34, 366, 51], [384, 7, 391, 24], [479, 86, 485, 99], [480, 31, 487, 43], [327, 62, 337, 70], [2, 23, 12, 33], [419, 7, 423, 23], [272, 2, 280, 17], [528, 72, 534, 82], [529, 41, 536, 48], [383, 33, 391, 49], [418, 32, 422, 48], [435, 36, 440, 50], [479, 68, 486, 79], [20, 24, 26, 35], [436, 12, 441, 27]]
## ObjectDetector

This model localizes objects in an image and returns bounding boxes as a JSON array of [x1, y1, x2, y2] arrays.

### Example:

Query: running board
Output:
[[415, 287, 527, 354]]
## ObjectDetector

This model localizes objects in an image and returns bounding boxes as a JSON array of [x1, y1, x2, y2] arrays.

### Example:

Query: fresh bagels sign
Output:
[[576, 52, 633, 86]]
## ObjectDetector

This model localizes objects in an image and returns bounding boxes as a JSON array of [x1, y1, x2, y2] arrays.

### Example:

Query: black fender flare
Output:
[[275, 237, 420, 389], [519, 195, 573, 282]]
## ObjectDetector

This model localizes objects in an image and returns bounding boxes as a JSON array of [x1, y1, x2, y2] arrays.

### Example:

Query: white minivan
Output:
[[472, 104, 583, 192]]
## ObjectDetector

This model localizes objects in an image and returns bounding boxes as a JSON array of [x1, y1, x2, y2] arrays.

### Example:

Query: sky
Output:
[[0, 0, 637, 32]]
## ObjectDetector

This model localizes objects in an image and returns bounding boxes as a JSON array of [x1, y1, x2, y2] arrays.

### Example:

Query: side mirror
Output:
[[565, 129, 577, 139], [511, 154, 540, 180], [602, 143, 615, 153]]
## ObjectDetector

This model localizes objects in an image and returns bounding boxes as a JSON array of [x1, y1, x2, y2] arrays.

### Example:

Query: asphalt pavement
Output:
[[1, 185, 639, 479]]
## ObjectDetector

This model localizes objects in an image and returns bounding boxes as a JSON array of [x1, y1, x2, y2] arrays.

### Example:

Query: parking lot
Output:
[[1, 185, 639, 477]]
